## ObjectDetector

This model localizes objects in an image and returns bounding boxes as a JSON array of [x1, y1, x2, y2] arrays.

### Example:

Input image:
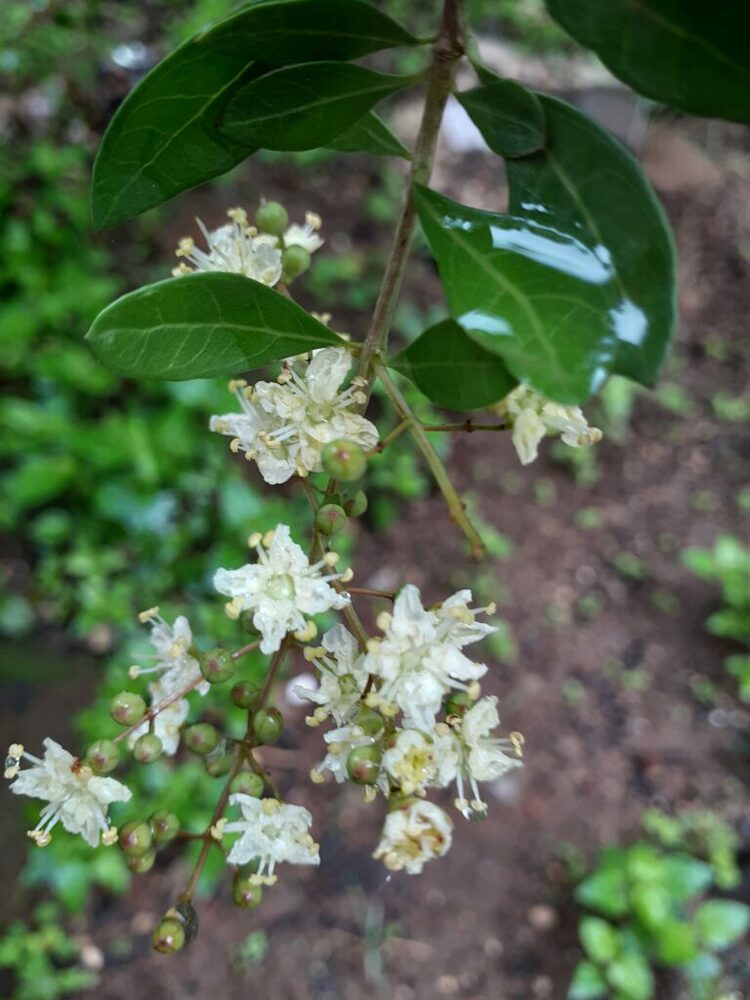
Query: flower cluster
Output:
[[300, 586, 523, 874], [209, 347, 378, 484], [492, 384, 603, 465]]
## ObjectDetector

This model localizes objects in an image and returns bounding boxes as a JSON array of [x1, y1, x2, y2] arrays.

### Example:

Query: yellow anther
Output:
[[229, 437, 241, 454], [138, 607, 159, 623], [340, 567, 354, 583], [102, 827, 118, 847], [7, 743, 23, 759], [305, 211, 322, 230], [172, 263, 191, 276], [510, 731, 525, 757], [262, 530, 275, 547], [224, 598, 243, 620], [305, 715, 320, 728], [128, 665, 141, 679], [248, 531, 263, 548], [323, 551, 339, 566], [467, 680, 482, 701], [176, 237, 194, 257], [309, 768, 325, 784], [293, 621, 318, 642], [228, 379, 247, 393], [210, 819, 226, 841], [4, 764, 19, 780], [303, 645, 325, 662], [227, 207, 248, 224], [365, 639, 380, 655], [261, 798, 280, 816], [485, 602, 497, 616], [376, 611, 392, 632], [363, 786, 377, 803]]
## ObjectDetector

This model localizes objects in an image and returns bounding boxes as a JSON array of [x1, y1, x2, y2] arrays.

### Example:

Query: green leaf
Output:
[[580, 916, 620, 964], [414, 95, 676, 405], [391, 318, 515, 411], [607, 952, 654, 1000], [568, 960, 608, 1000], [631, 883, 672, 932], [326, 111, 411, 159], [220, 61, 418, 151], [85, 273, 342, 380], [457, 80, 545, 158], [575, 864, 630, 919], [92, 0, 420, 228], [655, 921, 699, 966], [695, 900, 750, 951], [662, 855, 713, 902], [544, 0, 750, 123]]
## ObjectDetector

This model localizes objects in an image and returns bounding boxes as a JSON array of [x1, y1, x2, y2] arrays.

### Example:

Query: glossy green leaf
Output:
[[391, 318, 515, 411], [220, 62, 418, 151], [457, 80, 545, 157], [606, 952, 654, 1000], [91, 0, 420, 229], [85, 273, 342, 380], [568, 961, 607, 1000], [326, 111, 411, 159], [545, 0, 750, 122], [579, 917, 620, 964], [415, 95, 676, 404], [695, 900, 750, 951]]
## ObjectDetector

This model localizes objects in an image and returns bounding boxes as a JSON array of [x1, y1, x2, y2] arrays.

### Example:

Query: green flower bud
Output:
[[175, 901, 199, 944], [150, 810, 180, 843], [321, 439, 367, 482], [240, 611, 260, 636], [230, 772, 264, 797], [133, 733, 163, 764], [345, 490, 368, 518], [230, 681, 260, 709], [111, 691, 146, 726], [183, 723, 219, 756], [86, 739, 120, 774], [127, 848, 156, 874], [255, 200, 288, 236], [316, 503, 347, 535], [346, 744, 382, 785], [281, 244, 310, 282], [119, 820, 153, 857], [233, 873, 263, 909], [200, 647, 234, 685], [204, 749, 233, 777], [253, 707, 283, 745], [352, 706, 384, 737], [444, 691, 472, 717], [152, 917, 185, 954]]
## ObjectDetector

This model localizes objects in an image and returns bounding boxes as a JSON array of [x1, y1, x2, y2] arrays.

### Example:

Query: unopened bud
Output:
[[204, 748, 233, 777], [316, 503, 347, 535], [321, 439, 367, 482], [352, 706, 384, 737], [281, 244, 310, 282], [444, 691, 472, 717], [152, 917, 185, 954], [133, 733, 163, 764], [150, 810, 180, 843], [230, 681, 260, 709], [346, 744, 382, 785], [183, 723, 219, 756], [111, 691, 146, 726], [119, 820, 153, 857], [253, 707, 283, 745], [230, 772, 264, 797], [233, 873, 264, 909], [345, 490, 368, 518], [86, 739, 120, 774], [255, 200, 288, 236], [127, 848, 156, 874], [200, 647, 234, 685]]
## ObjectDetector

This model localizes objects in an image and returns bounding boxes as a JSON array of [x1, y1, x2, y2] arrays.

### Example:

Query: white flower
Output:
[[492, 384, 603, 465], [127, 681, 189, 757], [363, 585, 492, 730], [6, 740, 131, 848], [382, 730, 440, 796], [296, 625, 368, 725], [134, 610, 208, 696], [283, 211, 324, 253], [172, 207, 282, 285], [213, 524, 350, 654], [373, 800, 453, 874], [209, 347, 378, 484], [223, 795, 319, 883]]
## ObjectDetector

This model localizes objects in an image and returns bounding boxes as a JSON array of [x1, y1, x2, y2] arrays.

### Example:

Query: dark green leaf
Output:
[[579, 916, 620, 964], [391, 318, 515, 411], [606, 952, 654, 1000], [545, 0, 750, 122], [92, 0, 420, 228], [568, 961, 608, 1000], [85, 273, 342, 380], [326, 111, 411, 159], [220, 62, 418, 151], [695, 900, 750, 951], [457, 80, 545, 157], [415, 95, 676, 404]]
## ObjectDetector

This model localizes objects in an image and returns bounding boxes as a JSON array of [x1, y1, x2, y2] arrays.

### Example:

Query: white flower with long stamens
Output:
[[172, 207, 282, 285], [127, 681, 189, 757], [134, 610, 208, 696], [382, 729, 440, 796], [282, 211, 324, 253], [491, 384, 603, 465], [223, 795, 319, 883], [373, 800, 453, 874], [6, 740, 131, 847], [213, 524, 350, 654], [296, 625, 368, 725], [209, 347, 378, 484], [363, 585, 493, 731]]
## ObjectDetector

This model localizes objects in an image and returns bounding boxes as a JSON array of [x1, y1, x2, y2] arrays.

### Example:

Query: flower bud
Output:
[[204, 749, 233, 777], [255, 200, 288, 236], [352, 706, 384, 737], [345, 490, 368, 518], [86, 739, 120, 774], [444, 691, 471, 717], [346, 744, 382, 785], [119, 820, 153, 857], [127, 848, 156, 874], [233, 872, 263, 909], [230, 680, 260, 709], [200, 647, 234, 685], [321, 439, 367, 482], [183, 723, 219, 756], [316, 503, 347, 535], [133, 733, 163, 764], [150, 810, 180, 843], [240, 611, 260, 636], [230, 772, 264, 797], [253, 707, 283, 745], [281, 244, 310, 282], [111, 691, 146, 726], [152, 917, 185, 954]]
